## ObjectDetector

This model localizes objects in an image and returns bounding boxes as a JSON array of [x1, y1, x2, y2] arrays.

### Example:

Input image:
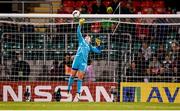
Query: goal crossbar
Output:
[[0, 14, 179, 18]]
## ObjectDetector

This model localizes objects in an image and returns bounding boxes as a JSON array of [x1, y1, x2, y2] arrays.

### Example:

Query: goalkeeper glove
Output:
[[79, 18, 85, 26], [95, 38, 101, 46]]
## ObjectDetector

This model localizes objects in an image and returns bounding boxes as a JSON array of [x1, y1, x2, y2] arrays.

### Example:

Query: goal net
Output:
[[0, 14, 179, 102]]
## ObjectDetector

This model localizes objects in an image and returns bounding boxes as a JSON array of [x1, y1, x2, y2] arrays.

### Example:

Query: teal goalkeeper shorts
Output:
[[72, 55, 87, 72]]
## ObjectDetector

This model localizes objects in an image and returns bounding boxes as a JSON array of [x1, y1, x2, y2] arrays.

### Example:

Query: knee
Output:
[[71, 73, 76, 77], [71, 70, 77, 77], [78, 76, 83, 80], [78, 72, 84, 80], [78, 73, 84, 80]]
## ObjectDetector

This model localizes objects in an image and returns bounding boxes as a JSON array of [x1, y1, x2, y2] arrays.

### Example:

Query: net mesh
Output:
[[0, 15, 179, 102]]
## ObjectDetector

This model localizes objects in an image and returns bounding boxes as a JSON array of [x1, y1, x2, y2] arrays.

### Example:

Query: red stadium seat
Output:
[[103, 1, 112, 7], [88, 1, 96, 7], [132, 1, 141, 9], [63, 0, 75, 7], [87, 1, 96, 13], [141, 1, 153, 8], [153, 1, 165, 8], [120, 1, 127, 8], [91, 22, 101, 33], [63, 7, 74, 14], [75, 1, 89, 8], [88, 7, 92, 14]]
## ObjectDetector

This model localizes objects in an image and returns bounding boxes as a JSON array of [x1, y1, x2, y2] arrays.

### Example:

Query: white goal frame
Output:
[[0, 14, 179, 18]]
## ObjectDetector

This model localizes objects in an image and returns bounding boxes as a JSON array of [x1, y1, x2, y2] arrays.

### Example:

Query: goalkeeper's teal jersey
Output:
[[72, 25, 101, 72]]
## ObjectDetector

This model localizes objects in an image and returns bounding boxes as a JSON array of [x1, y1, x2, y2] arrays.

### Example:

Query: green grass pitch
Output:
[[0, 102, 180, 110]]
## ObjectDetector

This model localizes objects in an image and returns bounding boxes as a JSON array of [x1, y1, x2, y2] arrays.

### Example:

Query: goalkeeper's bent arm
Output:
[[90, 45, 102, 54]]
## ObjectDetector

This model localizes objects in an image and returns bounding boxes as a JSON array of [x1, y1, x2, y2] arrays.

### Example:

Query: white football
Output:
[[72, 10, 80, 18]]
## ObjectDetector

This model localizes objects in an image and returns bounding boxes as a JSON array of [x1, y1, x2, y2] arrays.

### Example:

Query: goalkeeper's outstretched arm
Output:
[[77, 25, 83, 44], [77, 18, 85, 44]]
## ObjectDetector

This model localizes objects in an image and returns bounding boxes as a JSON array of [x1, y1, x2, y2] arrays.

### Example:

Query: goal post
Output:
[[0, 14, 179, 18], [0, 14, 179, 102]]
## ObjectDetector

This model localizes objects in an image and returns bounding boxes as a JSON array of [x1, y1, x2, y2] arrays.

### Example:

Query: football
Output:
[[72, 10, 80, 18]]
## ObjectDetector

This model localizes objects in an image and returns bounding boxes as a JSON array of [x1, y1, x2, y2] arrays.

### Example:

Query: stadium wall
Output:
[[120, 82, 180, 103], [0, 82, 180, 103], [0, 82, 117, 102]]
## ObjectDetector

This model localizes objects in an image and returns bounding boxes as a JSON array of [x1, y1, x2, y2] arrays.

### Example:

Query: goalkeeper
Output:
[[67, 18, 102, 99]]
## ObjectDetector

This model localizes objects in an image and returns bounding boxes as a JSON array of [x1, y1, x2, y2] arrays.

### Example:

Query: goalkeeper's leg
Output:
[[76, 72, 84, 99], [75, 63, 86, 100], [67, 58, 80, 96], [67, 69, 77, 96]]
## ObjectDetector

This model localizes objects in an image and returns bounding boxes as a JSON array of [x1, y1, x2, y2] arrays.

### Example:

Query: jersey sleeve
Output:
[[77, 25, 84, 44], [90, 45, 101, 54]]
